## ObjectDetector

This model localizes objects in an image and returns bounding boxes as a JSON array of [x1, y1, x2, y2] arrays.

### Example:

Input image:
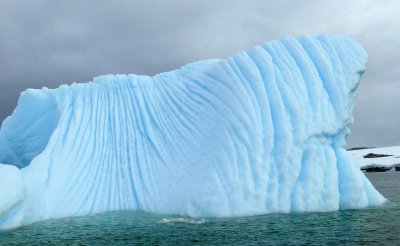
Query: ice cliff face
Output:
[[0, 34, 386, 229]]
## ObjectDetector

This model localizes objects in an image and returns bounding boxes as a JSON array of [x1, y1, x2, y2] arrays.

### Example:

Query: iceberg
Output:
[[0, 34, 386, 229]]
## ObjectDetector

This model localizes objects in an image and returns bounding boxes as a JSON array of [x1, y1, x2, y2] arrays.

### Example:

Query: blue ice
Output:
[[0, 34, 386, 229]]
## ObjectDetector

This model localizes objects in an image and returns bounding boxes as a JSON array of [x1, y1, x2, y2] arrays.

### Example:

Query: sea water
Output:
[[0, 172, 399, 245]]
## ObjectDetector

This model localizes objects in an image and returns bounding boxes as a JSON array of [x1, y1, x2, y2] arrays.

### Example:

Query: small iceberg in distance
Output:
[[0, 34, 386, 230]]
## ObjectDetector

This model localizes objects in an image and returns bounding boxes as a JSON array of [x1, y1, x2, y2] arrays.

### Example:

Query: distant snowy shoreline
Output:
[[348, 146, 400, 172]]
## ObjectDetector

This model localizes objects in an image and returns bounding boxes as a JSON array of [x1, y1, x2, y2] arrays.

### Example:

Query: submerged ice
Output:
[[0, 34, 386, 229]]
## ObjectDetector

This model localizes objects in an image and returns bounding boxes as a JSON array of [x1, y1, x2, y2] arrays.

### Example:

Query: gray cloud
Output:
[[0, 0, 399, 147]]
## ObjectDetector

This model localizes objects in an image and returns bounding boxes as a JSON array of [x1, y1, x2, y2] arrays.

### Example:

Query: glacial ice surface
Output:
[[0, 34, 386, 229]]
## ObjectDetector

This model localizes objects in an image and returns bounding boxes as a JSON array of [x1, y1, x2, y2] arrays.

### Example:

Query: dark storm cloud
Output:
[[0, 0, 399, 147]]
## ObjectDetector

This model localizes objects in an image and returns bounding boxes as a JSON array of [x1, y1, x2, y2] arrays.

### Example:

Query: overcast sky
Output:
[[0, 0, 399, 148]]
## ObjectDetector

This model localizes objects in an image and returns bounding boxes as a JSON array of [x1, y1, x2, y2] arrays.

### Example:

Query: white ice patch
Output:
[[158, 218, 208, 225], [0, 164, 25, 229]]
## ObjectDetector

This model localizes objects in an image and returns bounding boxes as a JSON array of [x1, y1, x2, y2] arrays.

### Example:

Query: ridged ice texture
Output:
[[0, 34, 386, 229]]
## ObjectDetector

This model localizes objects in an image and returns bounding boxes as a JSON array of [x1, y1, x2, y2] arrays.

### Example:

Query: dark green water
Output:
[[1, 172, 400, 245]]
